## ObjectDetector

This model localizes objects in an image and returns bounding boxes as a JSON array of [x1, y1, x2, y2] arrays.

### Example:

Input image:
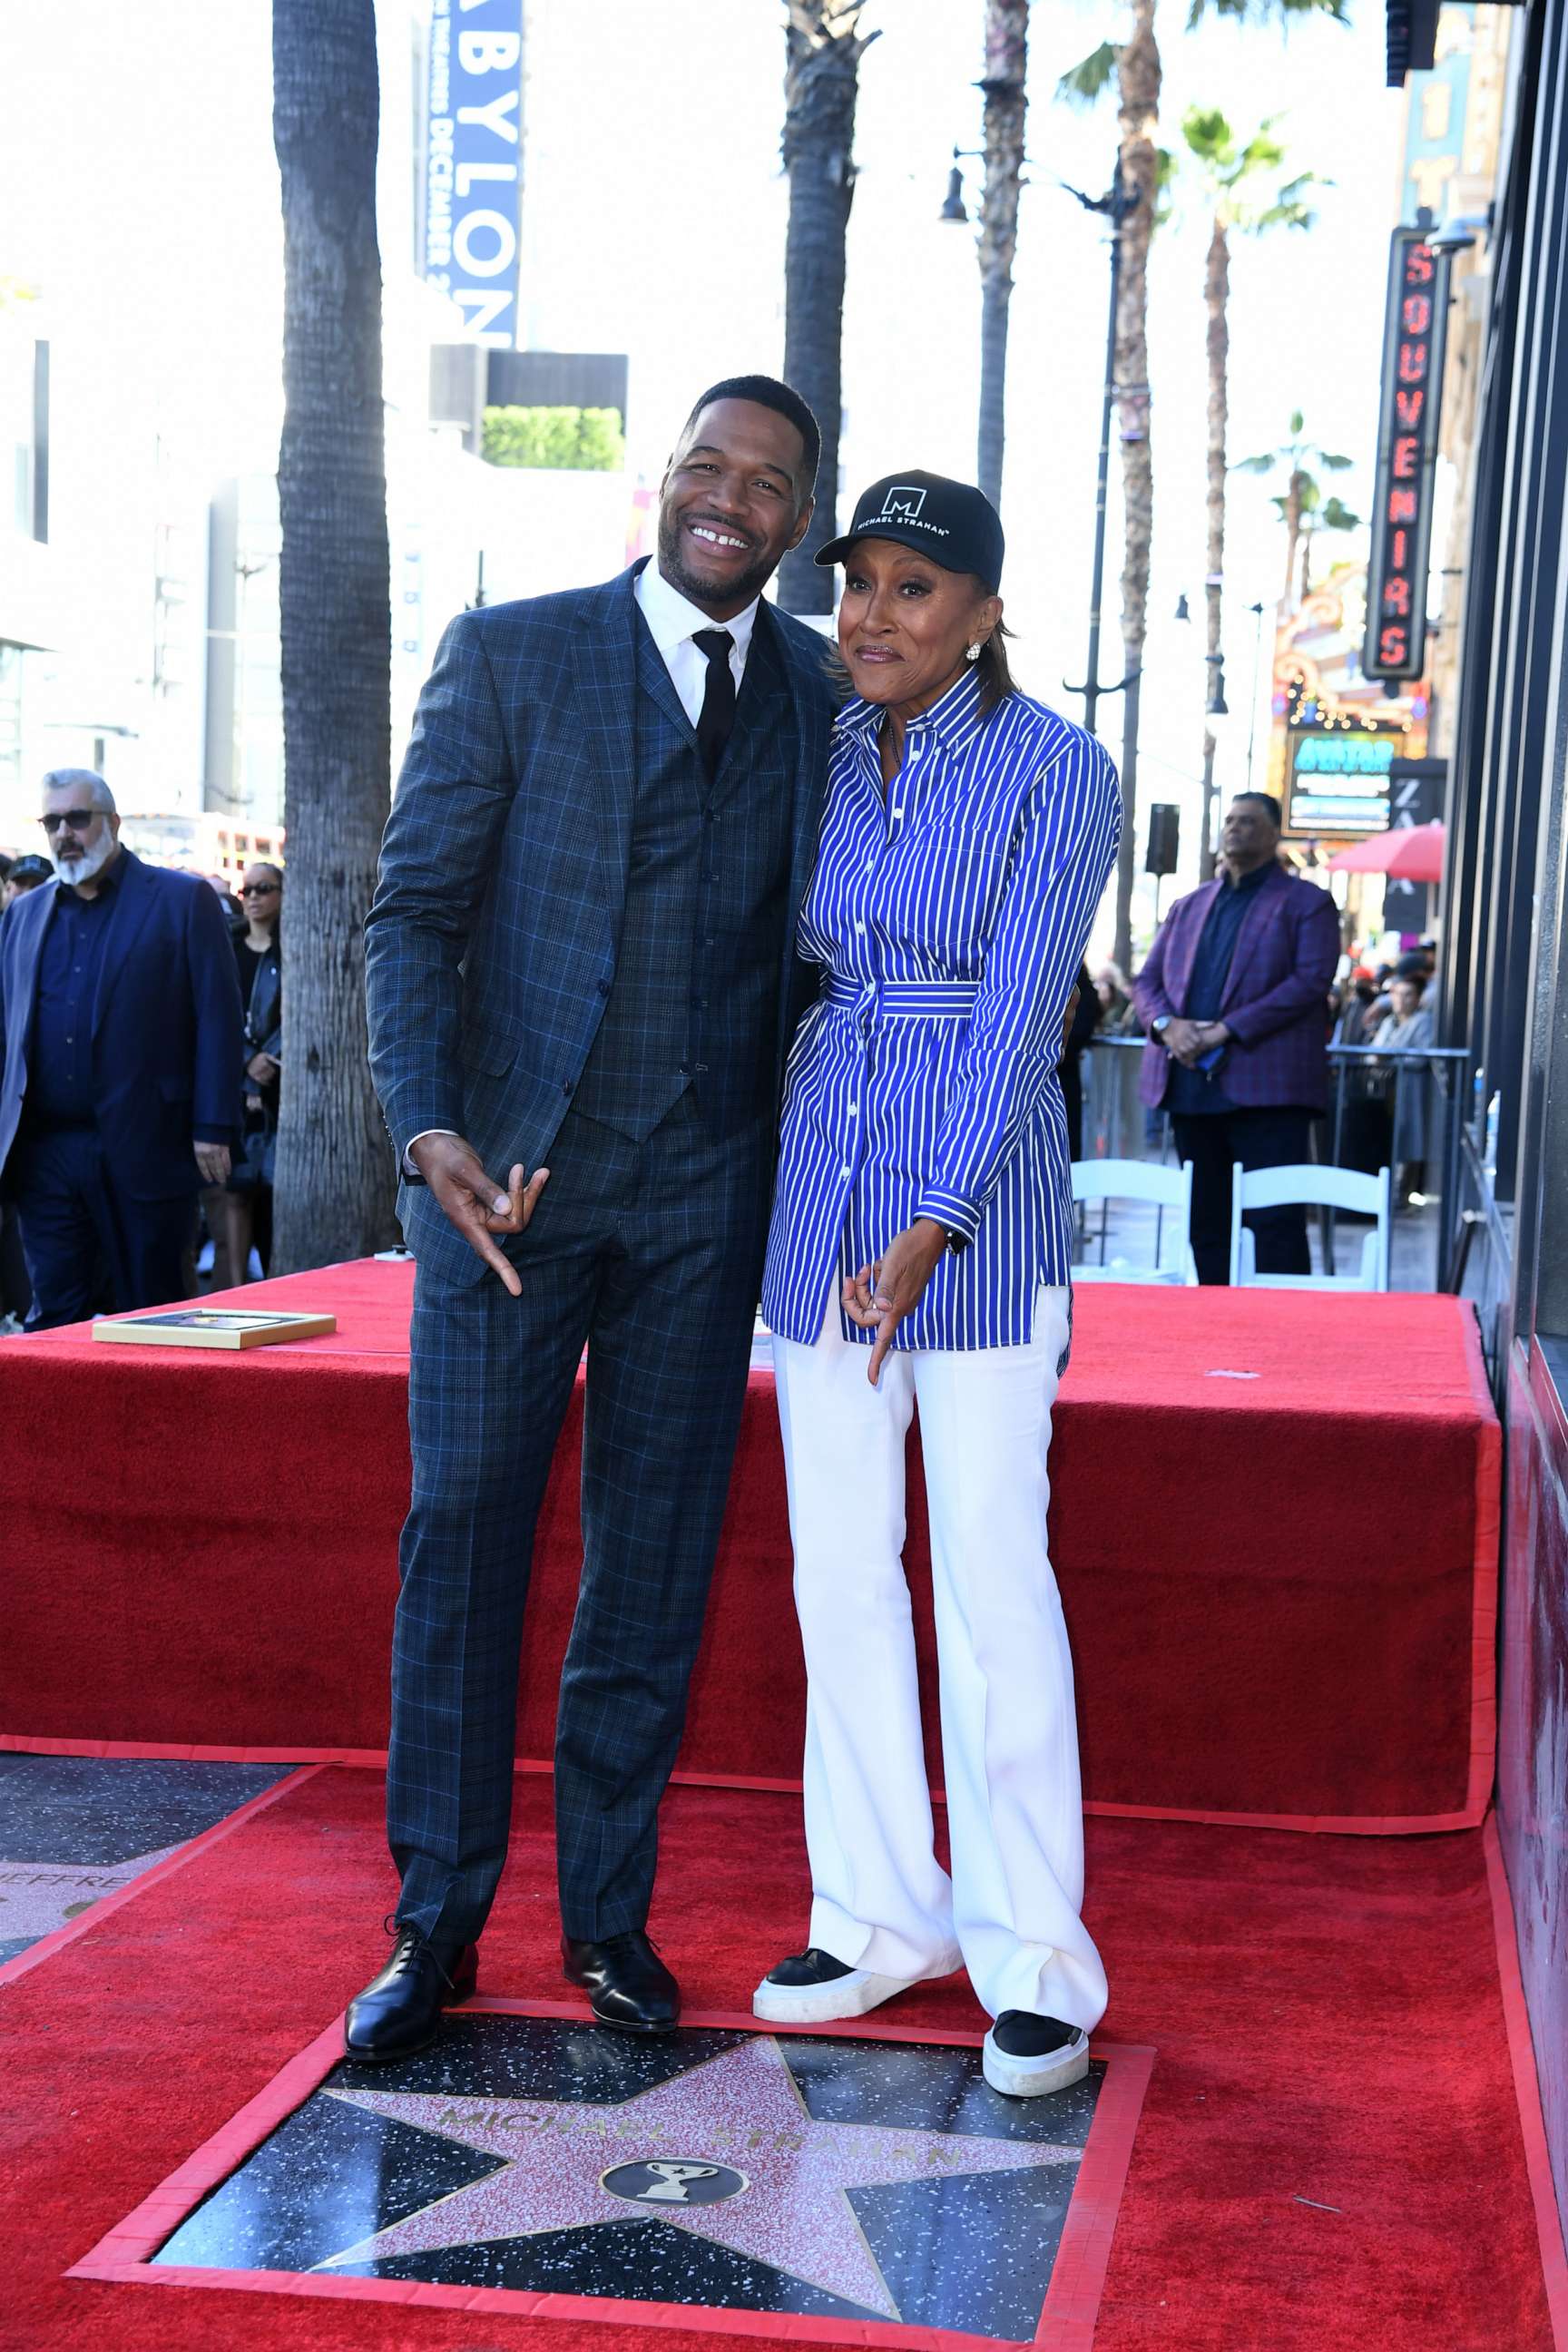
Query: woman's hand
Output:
[[246, 1050, 279, 1084], [843, 1217, 948, 1387]]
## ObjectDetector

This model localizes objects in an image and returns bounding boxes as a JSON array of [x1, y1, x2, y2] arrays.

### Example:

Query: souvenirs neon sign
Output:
[[1363, 226, 1450, 683]]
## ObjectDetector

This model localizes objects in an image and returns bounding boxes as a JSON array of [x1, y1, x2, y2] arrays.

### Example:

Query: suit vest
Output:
[[570, 609, 797, 1142]]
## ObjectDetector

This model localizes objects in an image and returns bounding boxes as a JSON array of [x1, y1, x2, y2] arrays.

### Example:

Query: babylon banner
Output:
[[425, 0, 524, 347]]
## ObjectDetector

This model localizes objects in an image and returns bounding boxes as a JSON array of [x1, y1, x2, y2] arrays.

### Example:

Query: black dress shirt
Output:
[[25, 869, 122, 1129]]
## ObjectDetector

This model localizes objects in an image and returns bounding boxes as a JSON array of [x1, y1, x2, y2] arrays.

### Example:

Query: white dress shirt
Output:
[[406, 563, 761, 1171], [633, 555, 758, 723]]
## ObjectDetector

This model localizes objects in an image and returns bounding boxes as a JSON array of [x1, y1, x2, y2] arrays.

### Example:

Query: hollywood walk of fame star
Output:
[[317, 2034, 1079, 2319], [0, 1846, 181, 1942]]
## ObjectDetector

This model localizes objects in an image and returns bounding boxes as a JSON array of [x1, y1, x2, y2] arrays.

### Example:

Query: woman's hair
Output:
[[975, 617, 1017, 719]]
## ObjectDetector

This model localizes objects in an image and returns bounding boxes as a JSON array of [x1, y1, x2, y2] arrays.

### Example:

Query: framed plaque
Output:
[[93, 1308, 336, 1351]]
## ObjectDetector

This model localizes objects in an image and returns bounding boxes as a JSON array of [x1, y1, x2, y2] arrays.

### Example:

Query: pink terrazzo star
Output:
[[318, 2034, 1078, 2318], [0, 1847, 180, 1941]]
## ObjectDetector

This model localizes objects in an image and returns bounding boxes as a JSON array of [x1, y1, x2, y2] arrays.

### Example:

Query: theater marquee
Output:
[[1363, 224, 1451, 682]]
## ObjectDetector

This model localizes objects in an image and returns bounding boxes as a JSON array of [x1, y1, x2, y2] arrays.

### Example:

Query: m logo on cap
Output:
[[879, 485, 926, 520]]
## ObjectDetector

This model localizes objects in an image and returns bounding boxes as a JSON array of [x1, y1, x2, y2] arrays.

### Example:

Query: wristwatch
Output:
[[940, 1224, 971, 1255], [1152, 1015, 1172, 1041]]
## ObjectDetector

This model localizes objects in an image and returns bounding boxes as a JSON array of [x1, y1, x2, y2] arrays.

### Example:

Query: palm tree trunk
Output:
[[1199, 216, 1229, 877], [976, 0, 1029, 508], [270, 0, 396, 1269], [1112, 0, 1160, 975], [1282, 466, 1305, 604], [777, 2, 877, 615]]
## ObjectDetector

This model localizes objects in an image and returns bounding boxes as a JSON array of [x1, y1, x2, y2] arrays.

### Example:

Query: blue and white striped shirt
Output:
[[760, 667, 1121, 1351]]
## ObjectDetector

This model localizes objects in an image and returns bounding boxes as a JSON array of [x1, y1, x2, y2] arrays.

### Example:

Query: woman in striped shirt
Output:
[[753, 472, 1122, 2099]]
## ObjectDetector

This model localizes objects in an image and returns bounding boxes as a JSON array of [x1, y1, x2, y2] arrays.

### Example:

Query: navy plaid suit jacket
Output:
[[365, 564, 838, 1288]]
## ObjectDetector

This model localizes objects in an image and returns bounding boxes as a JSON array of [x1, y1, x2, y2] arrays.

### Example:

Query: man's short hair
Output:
[[1231, 790, 1282, 829], [42, 768, 116, 814], [681, 375, 821, 497]]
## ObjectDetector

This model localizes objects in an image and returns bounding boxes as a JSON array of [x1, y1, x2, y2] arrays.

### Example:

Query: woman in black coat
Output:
[[211, 863, 281, 1281]]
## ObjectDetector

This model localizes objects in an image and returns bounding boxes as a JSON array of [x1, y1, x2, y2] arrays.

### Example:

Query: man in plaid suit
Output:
[[353, 378, 836, 2058]]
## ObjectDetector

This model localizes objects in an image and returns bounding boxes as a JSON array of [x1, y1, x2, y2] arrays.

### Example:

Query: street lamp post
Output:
[[1244, 598, 1268, 791], [1200, 653, 1229, 877], [1062, 160, 1142, 742]]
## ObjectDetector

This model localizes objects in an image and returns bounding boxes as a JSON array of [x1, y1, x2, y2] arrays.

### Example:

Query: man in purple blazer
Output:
[[1132, 793, 1340, 1284]]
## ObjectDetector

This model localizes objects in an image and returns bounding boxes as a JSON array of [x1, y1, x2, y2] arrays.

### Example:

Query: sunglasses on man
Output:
[[40, 810, 101, 835]]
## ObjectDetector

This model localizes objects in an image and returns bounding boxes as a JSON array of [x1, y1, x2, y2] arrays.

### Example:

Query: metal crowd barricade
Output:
[[1079, 1034, 1475, 1292]]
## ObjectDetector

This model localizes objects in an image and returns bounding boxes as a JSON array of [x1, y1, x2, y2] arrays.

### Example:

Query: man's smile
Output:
[[684, 517, 754, 554]]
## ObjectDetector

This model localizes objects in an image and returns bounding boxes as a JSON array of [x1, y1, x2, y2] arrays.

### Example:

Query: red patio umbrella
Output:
[[1325, 819, 1446, 881]]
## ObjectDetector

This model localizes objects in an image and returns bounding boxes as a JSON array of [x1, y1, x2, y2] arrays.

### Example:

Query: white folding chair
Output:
[[1071, 1157, 1197, 1284], [1228, 1162, 1391, 1291]]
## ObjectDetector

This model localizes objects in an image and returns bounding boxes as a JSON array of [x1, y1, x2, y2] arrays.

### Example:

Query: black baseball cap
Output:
[[5, 854, 53, 885], [815, 470, 1004, 592]]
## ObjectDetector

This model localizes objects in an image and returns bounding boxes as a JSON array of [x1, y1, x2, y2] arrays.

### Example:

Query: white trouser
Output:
[[771, 1286, 1107, 2032]]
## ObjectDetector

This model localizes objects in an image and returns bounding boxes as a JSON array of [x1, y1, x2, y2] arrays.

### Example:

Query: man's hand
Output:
[[843, 1217, 947, 1387], [246, 1050, 279, 1084], [1193, 1020, 1231, 1051], [1157, 1015, 1207, 1067], [1058, 985, 1081, 1067], [194, 1142, 231, 1186], [408, 1132, 548, 1298]]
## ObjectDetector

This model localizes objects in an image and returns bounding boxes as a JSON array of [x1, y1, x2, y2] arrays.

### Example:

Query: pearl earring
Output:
[[965, 641, 982, 662]]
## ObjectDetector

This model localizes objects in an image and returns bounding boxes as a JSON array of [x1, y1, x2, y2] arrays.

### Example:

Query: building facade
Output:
[[1387, 0, 1568, 2250]]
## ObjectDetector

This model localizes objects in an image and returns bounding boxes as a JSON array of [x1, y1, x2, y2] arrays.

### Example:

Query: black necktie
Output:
[[692, 628, 737, 780]]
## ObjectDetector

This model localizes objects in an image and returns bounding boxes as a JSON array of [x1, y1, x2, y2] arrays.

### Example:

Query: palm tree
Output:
[[270, 0, 397, 1269], [777, 1, 879, 615], [1059, 0, 1347, 969], [1294, 490, 1361, 598], [1179, 108, 1318, 869], [1234, 410, 1356, 603], [976, 0, 1030, 507], [1060, 0, 1157, 972]]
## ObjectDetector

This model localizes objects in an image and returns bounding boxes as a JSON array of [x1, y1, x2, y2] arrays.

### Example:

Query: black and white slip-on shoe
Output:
[[982, 2010, 1091, 2098], [751, 1943, 960, 2024]]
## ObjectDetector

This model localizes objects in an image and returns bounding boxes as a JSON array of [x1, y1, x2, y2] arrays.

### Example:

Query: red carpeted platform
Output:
[[0, 1769, 1557, 2350], [0, 1261, 1498, 1831]]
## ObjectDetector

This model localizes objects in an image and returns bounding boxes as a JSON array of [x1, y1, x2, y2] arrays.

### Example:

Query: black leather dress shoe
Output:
[[563, 1929, 680, 2034], [344, 1924, 477, 2063]]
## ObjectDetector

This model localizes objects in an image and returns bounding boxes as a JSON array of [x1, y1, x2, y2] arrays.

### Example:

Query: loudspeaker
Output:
[[1145, 804, 1180, 877]]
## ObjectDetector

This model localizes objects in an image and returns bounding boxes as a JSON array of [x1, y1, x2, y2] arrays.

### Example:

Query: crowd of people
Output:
[[0, 776, 282, 1332], [0, 764, 1440, 1331]]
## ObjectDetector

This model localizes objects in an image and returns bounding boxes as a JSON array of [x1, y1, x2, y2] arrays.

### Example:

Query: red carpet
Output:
[[0, 1261, 1497, 1828], [0, 1768, 1553, 2350]]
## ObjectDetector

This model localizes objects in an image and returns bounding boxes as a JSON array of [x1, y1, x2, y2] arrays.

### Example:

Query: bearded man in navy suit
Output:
[[1134, 791, 1340, 1284], [0, 771, 242, 1328], [356, 377, 837, 2059]]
